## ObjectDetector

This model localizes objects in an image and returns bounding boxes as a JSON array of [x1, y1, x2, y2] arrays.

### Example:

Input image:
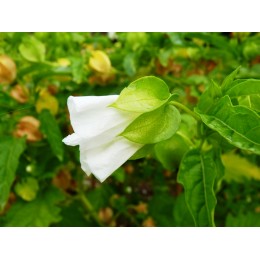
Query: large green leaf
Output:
[[225, 79, 260, 98], [111, 76, 171, 113], [196, 95, 260, 154], [177, 149, 221, 227], [39, 109, 64, 161], [0, 137, 26, 211], [238, 94, 260, 113], [224, 79, 260, 112], [121, 105, 181, 144], [4, 187, 64, 227]]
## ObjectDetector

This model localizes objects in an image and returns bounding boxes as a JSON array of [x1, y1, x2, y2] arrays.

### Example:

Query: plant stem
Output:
[[79, 192, 103, 227], [169, 101, 201, 121]]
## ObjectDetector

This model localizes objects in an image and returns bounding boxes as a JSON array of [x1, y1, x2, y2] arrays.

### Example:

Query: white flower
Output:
[[62, 95, 143, 182]]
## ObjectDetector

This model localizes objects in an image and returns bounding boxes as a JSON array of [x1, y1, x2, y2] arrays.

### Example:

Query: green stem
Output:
[[169, 101, 201, 121], [79, 192, 103, 227]]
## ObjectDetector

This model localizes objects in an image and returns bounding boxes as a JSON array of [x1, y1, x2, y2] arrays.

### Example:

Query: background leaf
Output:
[[0, 137, 26, 211], [123, 53, 136, 77], [226, 212, 260, 227], [4, 187, 64, 227], [39, 109, 64, 161], [14, 177, 39, 201], [19, 36, 46, 62], [89, 50, 111, 74], [222, 152, 260, 182]]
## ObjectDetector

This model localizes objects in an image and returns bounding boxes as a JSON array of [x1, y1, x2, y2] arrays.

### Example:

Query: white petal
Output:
[[79, 153, 92, 176], [79, 137, 143, 182], [62, 133, 81, 146], [67, 95, 140, 149]]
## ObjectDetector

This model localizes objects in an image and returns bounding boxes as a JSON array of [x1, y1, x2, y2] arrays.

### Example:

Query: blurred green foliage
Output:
[[0, 32, 259, 226]]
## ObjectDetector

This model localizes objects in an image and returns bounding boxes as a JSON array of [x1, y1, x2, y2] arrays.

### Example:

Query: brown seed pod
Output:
[[13, 116, 42, 142], [0, 55, 17, 84], [10, 84, 29, 103]]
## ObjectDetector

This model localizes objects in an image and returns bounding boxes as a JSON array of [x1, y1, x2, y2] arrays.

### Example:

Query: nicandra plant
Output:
[[63, 68, 260, 227]]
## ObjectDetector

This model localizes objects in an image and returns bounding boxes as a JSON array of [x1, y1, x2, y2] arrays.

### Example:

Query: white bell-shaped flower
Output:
[[62, 95, 143, 182]]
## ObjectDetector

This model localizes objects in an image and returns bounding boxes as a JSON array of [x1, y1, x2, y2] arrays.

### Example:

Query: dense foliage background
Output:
[[0, 32, 259, 227]]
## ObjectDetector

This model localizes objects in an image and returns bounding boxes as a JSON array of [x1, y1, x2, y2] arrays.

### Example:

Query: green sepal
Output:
[[121, 104, 181, 144], [110, 76, 171, 113]]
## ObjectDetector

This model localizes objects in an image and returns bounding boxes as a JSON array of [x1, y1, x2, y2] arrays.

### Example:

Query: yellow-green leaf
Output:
[[14, 177, 39, 201], [222, 152, 260, 183]]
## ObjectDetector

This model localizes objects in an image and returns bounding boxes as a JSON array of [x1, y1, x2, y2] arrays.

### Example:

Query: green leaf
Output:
[[225, 79, 260, 98], [221, 66, 241, 92], [121, 105, 181, 144], [224, 79, 260, 112], [14, 177, 39, 201], [226, 212, 260, 227], [177, 149, 220, 227], [19, 36, 46, 62], [111, 76, 171, 113], [4, 187, 64, 227], [123, 53, 136, 77], [197, 79, 222, 113], [0, 137, 26, 211], [239, 94, 260, 112], [39, 109, 64, 161], [196, 95, 260, 154]]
